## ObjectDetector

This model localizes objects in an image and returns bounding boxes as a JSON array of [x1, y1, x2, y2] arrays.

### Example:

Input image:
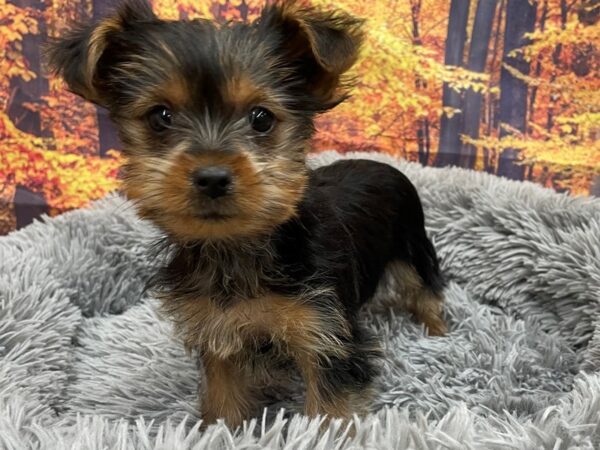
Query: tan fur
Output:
[[385, 261, 447, 336], [300, 358, 373, 419], [108, 66, 189, 117], [223, 76, 262, 112], [124, 149, 307, 241], [161, 291, 349, 359], [278, 2, 364, 104], [117, 66, 192, 115], [281, 2, 364, 75], [200, 354, 258, 428], [85, 17, 123, 101], [157, 40, 179, 66], [48, 0, 381, 429], [159, 75, 190, 110], [161, 290, 353, 427]]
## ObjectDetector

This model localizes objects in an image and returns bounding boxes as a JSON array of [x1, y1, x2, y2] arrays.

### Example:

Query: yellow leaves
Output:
[[306, 0, 452, 154], [41, 152, 122, 210], [1, 110, 123, 210], [365, 123, 382, 136], [442, 107, 462, 119], [0, 1, 39, 41], [4, 65, 35, 80], [440, 65, 493, 93], [465, 119, 600, 177], [0, 0, 42, 103], [555, 113, 600, 135], [523, 20, 600, 60], [558, 124, 572, 134], [521, 141, 600, 174], [152, 0, 213, 20], [0, 0, 121, 212], [1, 0, 597, 205], [152, 0, 265, 22], [501, 63, 542, 87]]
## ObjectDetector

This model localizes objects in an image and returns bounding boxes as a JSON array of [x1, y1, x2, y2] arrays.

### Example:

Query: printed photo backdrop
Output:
[[1, 0, 599, 235]]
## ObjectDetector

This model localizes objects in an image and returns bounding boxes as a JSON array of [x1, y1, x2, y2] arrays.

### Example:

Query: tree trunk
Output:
[[7, 0, 49, 136], [484, 0, 504, 173], [459, 0, 499, 168], [14, 185, 50, 229], [92, 0, 122, 156], [524, 0, 548, 182], [496, 0, 537, 180], [6, 0, 50, 229], [410, 0, 432, 166], [436, 0, 471, 167], [237, 0, 249, 22], [423, 119, 431, 164], [546, 0, 568, 131], [528, 0, 548, 123], [574, 0, 599, 196], [486, 0, 504, 136], [592, 176, 600, 197], [572, 0, 599, 76]]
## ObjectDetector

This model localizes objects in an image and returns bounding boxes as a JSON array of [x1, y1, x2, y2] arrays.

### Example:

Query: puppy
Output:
[[46, 0, 446, 428]]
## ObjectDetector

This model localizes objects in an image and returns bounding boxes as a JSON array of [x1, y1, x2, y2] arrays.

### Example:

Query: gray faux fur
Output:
[[1, 151, 599, 449]]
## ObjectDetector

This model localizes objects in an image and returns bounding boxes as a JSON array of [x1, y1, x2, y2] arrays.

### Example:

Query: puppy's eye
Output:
[[148, 106, 172, 132], [249, 107, 275, 133]]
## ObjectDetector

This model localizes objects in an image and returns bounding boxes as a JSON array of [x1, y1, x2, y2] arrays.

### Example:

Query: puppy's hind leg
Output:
[[385, 260, 447, 336]]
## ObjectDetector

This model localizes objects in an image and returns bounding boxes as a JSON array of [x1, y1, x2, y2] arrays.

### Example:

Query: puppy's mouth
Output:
[[191, 201, 238, 221], [188, 192, 240, 221], [195, 212, 233, 221]]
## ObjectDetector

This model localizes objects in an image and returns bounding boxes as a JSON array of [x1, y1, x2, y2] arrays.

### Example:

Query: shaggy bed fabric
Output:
[[1, 151, 599, 449]]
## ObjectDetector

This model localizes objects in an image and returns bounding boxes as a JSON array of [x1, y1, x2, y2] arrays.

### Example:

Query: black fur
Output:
[[47, 0, 445, 424], [152, 159, 445, 399], [274, 159, 444, 309]]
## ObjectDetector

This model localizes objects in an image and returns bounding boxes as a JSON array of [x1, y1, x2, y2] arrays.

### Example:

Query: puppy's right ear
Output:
[[44, 0, 156, 105], [258, 2, 364, 110]]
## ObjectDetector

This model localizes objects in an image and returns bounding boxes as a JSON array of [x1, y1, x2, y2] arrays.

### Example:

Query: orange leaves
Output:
[[0, 0, 121, 221], [40, 149, 122, 210], [152, 0, 213, 20], [0, 0, 39, 38], [308, 0, 449, 155], [0, 112, 122, 210], [0, 0, 40, 101], [0, 0, 119, 215], [1, 0, 598, 234], [40, 84, 100, 155], [464, 119, 600, 192], [151, 0, 264, 22], [310, 0, 599, 194], [212, 1, 263, 23], [522, 20, 600, 62]]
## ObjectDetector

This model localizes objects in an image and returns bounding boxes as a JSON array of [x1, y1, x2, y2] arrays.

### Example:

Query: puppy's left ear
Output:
[[44, 0, 156, 105], [260, 2, 365, 110]]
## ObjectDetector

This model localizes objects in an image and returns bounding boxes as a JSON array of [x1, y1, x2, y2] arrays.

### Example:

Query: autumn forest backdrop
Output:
[[1, 0, 599, 234]]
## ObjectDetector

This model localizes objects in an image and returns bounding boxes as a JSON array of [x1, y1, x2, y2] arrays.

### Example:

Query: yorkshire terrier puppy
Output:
[[47, 0, 446, 428]]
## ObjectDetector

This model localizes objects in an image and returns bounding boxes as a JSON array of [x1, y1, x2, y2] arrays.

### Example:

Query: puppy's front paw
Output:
[[425, 317, 447, 336]]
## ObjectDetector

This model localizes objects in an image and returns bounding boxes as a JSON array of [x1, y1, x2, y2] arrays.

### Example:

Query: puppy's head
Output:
[[46, 0, 363, 241]]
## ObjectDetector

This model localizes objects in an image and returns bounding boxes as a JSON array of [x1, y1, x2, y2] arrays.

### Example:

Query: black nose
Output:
[[192, 166, 232, 199]]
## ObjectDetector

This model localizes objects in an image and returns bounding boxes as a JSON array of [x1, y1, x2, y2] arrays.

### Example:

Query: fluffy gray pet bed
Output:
[[1, 151, 600, 449]]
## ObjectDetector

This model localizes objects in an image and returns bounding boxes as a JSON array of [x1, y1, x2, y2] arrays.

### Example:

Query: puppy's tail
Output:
[[409, 230, 445, 296]]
